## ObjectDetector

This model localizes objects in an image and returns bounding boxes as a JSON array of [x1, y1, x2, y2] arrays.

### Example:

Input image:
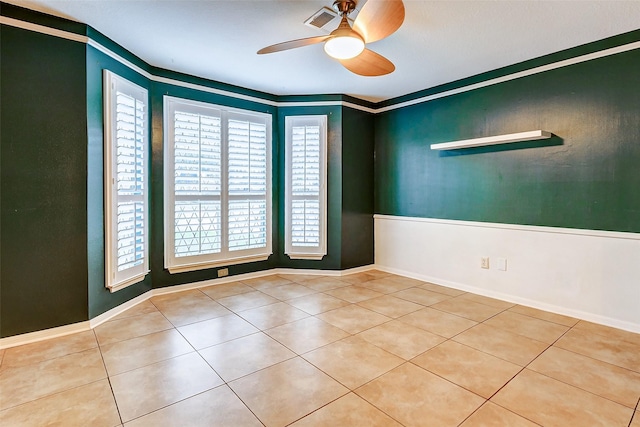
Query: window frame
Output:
[[163, 96, 273, 273], [103, 70, 150, 292], [284, 115, 328, 260]]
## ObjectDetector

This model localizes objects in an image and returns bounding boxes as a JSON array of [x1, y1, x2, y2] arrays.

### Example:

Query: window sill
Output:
[[167, 253, 271, 274], [107, 271, 149, 293], [286, 252, 326, 261]]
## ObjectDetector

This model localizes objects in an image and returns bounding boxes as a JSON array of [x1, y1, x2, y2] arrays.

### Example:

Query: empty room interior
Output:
[[1, 0, 639, 426]]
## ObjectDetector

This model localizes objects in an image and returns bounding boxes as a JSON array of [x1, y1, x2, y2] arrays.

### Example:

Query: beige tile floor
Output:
[[1, 271, 639, 426]]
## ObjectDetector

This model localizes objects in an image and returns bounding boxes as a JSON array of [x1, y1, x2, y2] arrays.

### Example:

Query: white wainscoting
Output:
[[375, 214, 640, 333]]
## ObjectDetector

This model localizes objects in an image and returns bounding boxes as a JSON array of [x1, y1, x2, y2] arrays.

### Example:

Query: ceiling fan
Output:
[[257, 0, 405, 76]]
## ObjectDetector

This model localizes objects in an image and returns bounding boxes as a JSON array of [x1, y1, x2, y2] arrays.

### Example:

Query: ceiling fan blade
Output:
[[339, 48, 395, 76], [257, 36, 331, 54], [353, 0, 405, 44]]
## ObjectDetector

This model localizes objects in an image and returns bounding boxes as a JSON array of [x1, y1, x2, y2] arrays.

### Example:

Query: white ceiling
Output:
[[7, 0, 640, 102]]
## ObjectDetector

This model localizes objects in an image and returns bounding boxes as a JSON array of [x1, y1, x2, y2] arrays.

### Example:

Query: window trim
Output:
[[284, 115, 328, 260], [103, 70, 150, 292], [163, 96, 273, 273]]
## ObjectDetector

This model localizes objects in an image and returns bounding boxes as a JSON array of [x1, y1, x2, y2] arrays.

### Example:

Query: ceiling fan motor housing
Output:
[[333, 0, 357, 16]]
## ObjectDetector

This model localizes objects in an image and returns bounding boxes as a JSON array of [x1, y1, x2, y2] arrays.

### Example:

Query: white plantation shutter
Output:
[[104, 71, 149, 292], [173, 110, 222, 257], [228, 115, 268, 251], [285, 116, 327, 259], [164, 97, 272, 273]]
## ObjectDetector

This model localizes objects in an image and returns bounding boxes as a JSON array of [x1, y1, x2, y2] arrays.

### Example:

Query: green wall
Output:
[[0, 5, 375, 337], [7, 3, 636, 338], [86, 46, 152, 318], [341, 107, 375, 269], [375, 48, 640, 233], [276, 105, 344, 270], [1, 25, 89, 336]]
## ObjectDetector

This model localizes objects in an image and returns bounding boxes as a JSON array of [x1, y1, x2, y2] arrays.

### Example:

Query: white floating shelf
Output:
[[430, 130, 552, 150]]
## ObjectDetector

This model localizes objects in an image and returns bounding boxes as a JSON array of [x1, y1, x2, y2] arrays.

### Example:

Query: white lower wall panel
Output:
[[375, 215, 640, 333]]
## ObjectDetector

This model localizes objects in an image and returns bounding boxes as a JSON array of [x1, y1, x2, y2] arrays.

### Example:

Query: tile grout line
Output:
[[627, 397, 639, 427], [94, 328, 124, 426]]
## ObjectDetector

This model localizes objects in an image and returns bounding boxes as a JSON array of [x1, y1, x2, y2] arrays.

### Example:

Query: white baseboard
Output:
[[0, 265, 375, 349], [374, 264, 640, 334], [0, 321, 91, 350]]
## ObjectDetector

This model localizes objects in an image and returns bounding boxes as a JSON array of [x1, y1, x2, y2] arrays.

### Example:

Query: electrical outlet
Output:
[[217, 268, 229, 278], [481, 257, 490, 269]]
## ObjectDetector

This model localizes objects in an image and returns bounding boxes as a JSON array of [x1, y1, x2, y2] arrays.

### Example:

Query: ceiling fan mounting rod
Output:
[[333, 0, 357, 16]]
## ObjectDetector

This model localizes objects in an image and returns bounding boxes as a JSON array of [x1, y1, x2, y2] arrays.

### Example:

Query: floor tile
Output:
[[304, 277, 351, 291], [453, 323, 549, 366], [492, 369, 632, 427], [386, 275, 425, 287], [229, 357, 348, 427], [94, 311, 173, 346], [528, 346, 640, 408], [419, 282, 466, 296], [199, 332, 295, 382], [216, 290, 279, 312], [277, 273, 326, 284], [357, 320, 445, 359], [110, 300, 159, 321], [237, 301, 309, 329], [508, 304, 579, 327], [100, 329, 193, 376], [355, 277, 416, 293], [554, 328, 640, 372], [177, 313, 259, 350], [338, 272, 380, 285], [398, 307, 477, 338], [364, 270, 394, 280], [357, 295, 423, 318], [111, 352, 222, 422], [286, 293, 349, 315], [316, 305, 391, 334], [265, 316, 350, 354], [412, 340, 521, 399], [454, 293, 516, 309], [325, 285, 383, 303], [483, 310, 569, 344], [242, 275, 293, 290], [356, 362, 485, 427], [572, 321, 640, 347], [304, 336, 404, 389], [200, 281, 254, 300], [290, 393, 402, 427], [0, 347, 107, 410], [5, 274, 640, 426], [124, 385, 262, 427], [459, 401, 539, 427], [260, 282, 317, 300], [150, 290, 231, 326], [0, 330, 97, 371], [431, 297, 507, 322], [0, 379, 120, 427], [392, 287, 452, 306]]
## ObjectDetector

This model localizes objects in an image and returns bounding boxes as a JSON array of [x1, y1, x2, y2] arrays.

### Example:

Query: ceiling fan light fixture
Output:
[[324, 34, 365, 59]]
